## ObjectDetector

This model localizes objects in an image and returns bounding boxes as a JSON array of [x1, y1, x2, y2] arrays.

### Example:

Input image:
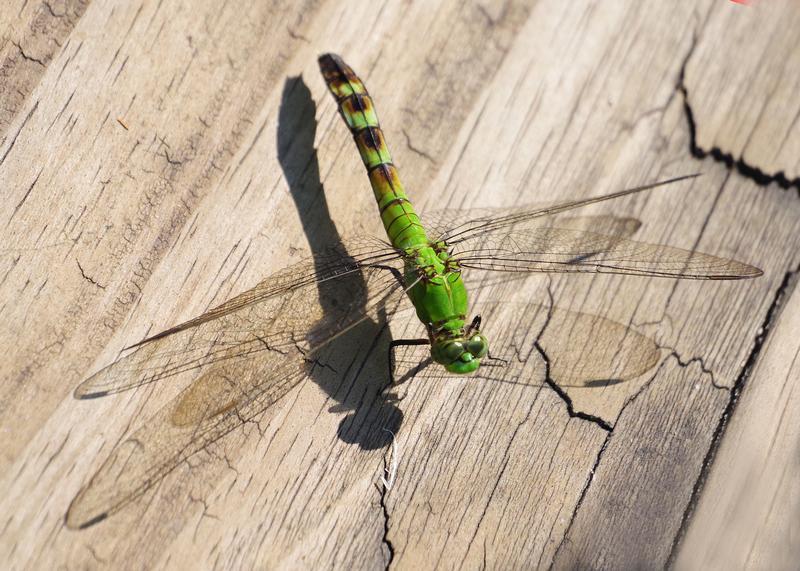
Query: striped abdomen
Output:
[[318, 54, 427, 251]]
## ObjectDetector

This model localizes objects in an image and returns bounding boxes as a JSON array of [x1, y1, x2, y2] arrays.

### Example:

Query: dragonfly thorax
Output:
[[402, 243, 489, 373], [403, 243, 465, 324]]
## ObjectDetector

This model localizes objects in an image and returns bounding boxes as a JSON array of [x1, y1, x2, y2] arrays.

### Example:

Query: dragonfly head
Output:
[[431, 318, 489, 374]]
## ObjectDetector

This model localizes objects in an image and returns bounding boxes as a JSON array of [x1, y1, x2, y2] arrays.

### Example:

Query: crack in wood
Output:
[[660, 347, 726, 391], [401, 128, 436, 165], [544, 344, 729, 566], [0, 100, 38, 166], [532, 279, 613, 431], [678, 30, 800, 195], [11, 40, 47, 67], [665, 262, 800, 566], [548, 435, 612, 570], [533, 340, 613, 432], [379, 480, 395, 570], [76, 259, 106, 290]]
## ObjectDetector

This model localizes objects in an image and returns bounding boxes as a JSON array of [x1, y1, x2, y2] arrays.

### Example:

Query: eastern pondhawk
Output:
[[65, 54, 761, 529]]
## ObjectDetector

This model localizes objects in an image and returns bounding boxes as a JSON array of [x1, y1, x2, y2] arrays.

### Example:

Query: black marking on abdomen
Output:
[[367, 161, 395, 174], [355, 126, 384, 149], [380, 196, 411, 213], [386, 211, 422, 236]]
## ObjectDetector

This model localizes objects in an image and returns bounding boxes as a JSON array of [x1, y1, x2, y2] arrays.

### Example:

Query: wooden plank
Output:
[[684, 0, 800, 182], [674, 274, 800, 570], [0, 0, 798, 568]]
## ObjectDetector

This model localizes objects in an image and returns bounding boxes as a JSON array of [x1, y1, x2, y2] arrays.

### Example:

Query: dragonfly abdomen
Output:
[[319, 53, 427, 251]]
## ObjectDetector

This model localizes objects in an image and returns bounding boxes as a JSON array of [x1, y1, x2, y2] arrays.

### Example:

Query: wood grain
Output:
[[1, 0, 798, 569]]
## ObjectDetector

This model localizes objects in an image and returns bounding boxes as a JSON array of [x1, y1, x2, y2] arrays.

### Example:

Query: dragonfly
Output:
[[65, 54, 761, 529]]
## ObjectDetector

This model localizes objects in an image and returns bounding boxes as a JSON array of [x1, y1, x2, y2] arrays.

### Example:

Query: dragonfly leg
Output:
[[387, 338, 430, 389], [466, 314, 482, 334]]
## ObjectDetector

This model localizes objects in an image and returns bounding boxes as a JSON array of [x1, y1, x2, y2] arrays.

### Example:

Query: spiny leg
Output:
[[387, 338, 430, 393], [374, 262, 431, 394], [466, 315, 482, 334]]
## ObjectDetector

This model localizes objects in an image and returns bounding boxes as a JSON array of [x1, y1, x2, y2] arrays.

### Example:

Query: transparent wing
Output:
[[127, 239, 401, 351], [453, 227, 761, 279], [438, 174, 700, 244], [423, 209, 642, 242], [67, 257, 405, 529]]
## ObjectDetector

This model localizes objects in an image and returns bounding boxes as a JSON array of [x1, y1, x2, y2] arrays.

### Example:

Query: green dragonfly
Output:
[[65, 54, 761, 529]]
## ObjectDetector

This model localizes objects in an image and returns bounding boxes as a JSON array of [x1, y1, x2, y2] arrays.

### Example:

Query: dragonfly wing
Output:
[[76, 239, 400, 398], [440, 174, 700, 244], [453, 228, 761, 279], [67, 264, 405, 528], [67, 360, 307, 529], [422, 206, 642, 242]]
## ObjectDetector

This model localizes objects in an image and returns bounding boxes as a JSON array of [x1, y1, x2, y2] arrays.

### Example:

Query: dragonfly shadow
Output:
[[278, 76, 401, 450]]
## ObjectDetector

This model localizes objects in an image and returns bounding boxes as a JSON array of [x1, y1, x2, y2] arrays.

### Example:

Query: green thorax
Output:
[[404, 243, 469, 330]]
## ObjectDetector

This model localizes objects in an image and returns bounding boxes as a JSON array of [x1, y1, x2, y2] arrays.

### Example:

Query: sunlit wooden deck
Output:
[[1, 1, 798, 568]]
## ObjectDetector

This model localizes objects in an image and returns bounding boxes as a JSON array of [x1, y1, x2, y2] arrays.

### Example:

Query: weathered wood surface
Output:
[[684, 0, 800, 184], [1, 0, 798, 569], [675, 272, 800, 570]]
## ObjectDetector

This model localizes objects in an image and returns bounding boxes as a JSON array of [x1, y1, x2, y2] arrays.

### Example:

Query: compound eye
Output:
[[441, 341, 465, 362], [466, 334, 488, 358]]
